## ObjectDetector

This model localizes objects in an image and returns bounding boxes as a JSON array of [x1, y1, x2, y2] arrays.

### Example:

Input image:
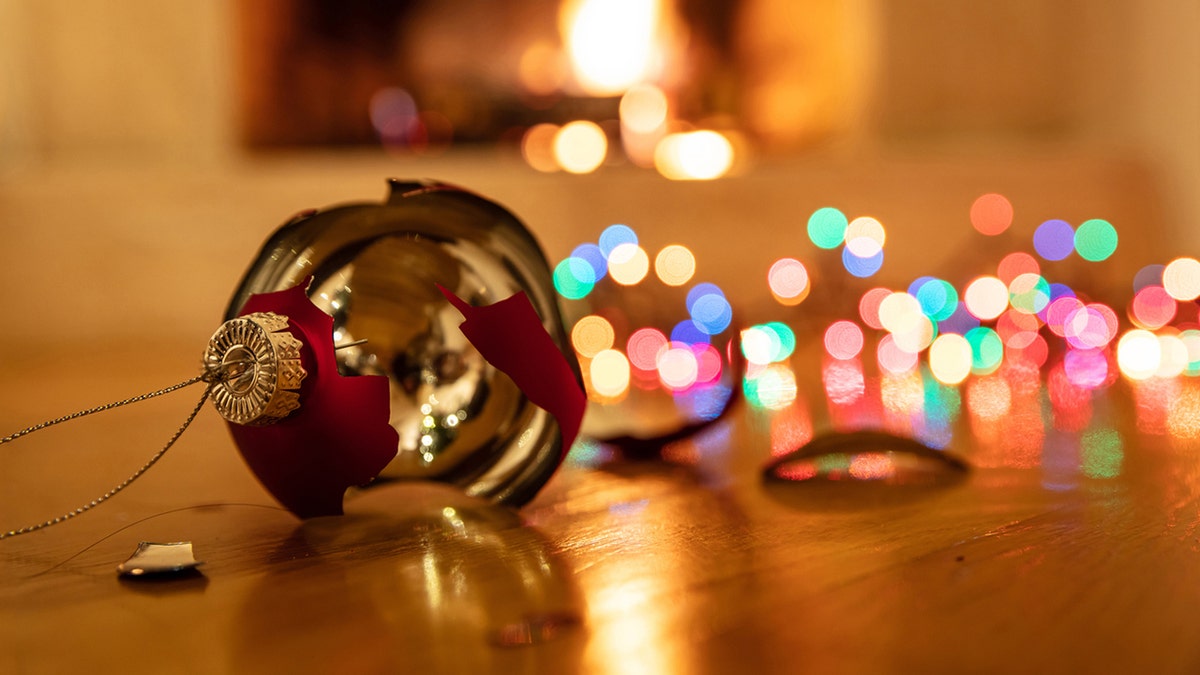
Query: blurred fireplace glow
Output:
[[559, 0, 673, 96], [517, 0, 736, 179]]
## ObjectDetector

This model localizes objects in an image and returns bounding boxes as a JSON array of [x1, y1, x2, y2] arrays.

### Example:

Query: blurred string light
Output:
[[964, 276, 1008, 321], [1163, 257, 1200, 301], [1034, 219, 1075, 261], [1134, 264, 1165, 292], [824, 321, 864, 360], [858, 288, 891, 330], [1074, 219, 1118, 261], [741, 322, 798, 409], [807, 207, 848, 249], [654, 244, 696, 286], [805, 206, 887, 278], [1130, 285, 1176, 329], [929, 333, 972, 385], [815, 194, 1198, 395], [560, 188, 1200, 446], [768, 258, 810, 306], [572, 315, 615, 358], [970, 193, 1014, 236], [997, 252, 1040, 285], [590, 349, 631, 399], [557, 223, 734, 402], [608, 242, 650, 285]]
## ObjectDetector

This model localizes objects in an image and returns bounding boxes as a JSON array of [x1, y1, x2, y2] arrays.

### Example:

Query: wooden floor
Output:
[[2, 154, 1197, 673], [5, 347, 1200, 674]]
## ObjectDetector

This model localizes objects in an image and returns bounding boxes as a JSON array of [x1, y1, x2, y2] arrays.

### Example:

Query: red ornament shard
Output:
[[438, 286, 586, 457], [227, 282, 399, 518]]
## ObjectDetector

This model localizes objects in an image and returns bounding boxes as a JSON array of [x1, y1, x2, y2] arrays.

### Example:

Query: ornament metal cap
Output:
[[204, 312, 307, 426]]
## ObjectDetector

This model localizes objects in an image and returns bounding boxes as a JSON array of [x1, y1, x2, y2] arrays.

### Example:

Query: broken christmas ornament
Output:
[[0, 180, 585, 538]]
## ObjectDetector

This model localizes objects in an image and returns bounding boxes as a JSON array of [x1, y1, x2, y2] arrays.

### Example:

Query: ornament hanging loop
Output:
[[0, 376, 215, 540]]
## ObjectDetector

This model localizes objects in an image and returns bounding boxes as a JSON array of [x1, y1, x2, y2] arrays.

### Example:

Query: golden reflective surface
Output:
[[2, 156, 1199, 672], [5, 335, 1200, 672]]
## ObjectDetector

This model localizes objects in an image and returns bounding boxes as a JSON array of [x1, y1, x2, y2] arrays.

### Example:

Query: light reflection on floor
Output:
[[568, 341, 1200, 488]]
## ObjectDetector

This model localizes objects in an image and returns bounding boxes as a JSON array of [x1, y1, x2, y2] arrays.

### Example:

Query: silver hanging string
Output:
[[0, 336, 367, 540], [0, 376, 214, 540]]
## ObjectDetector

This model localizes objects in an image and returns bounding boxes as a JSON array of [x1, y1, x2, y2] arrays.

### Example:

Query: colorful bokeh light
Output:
[[1134, 264, 1165, 293], [768, 258, 810, 306], [590, 349, 631, 398], [670, 319, 710, 345], [844, 216, 886, 258], [808, 207, 848, 250], [554, 256, 597, 299], [877, 334, 919, 374], [654, 244, 696, 286], [1063, 348, 1110, 389], [1074, 219, 1118, 262], [1130, 285, 1177, 330], [824, 320, 865, 360], [1033, 219, 1075, 261], [608, 242, 650, 285], [1065, 303, 1119, 350], [997, 252, 1040, 285], [1163, 257, 1200, 301], [965, 326, 1004, 374], [1008, 273, 1051, 315], [572, 243, 608, 282], [929, 333, 973, 385], [657, 344, 700, 390], [744, 363, 798, 409], [970, 193, 1013, 236], [1118, 329, 1161, 380], [522, 123, 561, 173], [842, 246, 884, 278], [1046, 296, 1083, 337], [939, 302, 981, 336], [572, 315, 615, 358], [913, 278, 959, 322], [628, 328, 668, 371], [742, 322, 796, 366], [689, 292, 733, 335], [964, 276, 1009, 321], [858, 287, 891, 330], [599, 224, 638, 257]]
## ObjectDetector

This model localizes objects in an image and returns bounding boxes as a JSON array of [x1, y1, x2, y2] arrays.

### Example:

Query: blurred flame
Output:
[[560, 0, 673, 96]]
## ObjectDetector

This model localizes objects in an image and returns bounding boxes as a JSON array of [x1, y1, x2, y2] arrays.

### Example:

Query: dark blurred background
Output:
[[0, 0, 1196, 341]]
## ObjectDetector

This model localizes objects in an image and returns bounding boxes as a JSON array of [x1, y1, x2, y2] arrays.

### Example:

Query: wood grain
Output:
[[1, 156, 1194, 673]]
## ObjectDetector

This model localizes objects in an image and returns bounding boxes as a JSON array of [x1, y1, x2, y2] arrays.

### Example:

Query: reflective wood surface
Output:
[[1, 156, 1196, 673], [3, 339, 1200, 674]]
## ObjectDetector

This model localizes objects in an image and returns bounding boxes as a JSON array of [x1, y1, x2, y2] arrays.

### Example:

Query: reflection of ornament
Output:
[[1, 181, 584, 538]]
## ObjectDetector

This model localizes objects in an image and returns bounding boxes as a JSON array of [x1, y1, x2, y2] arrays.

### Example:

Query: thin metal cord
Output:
[[1, 377, 212, 540], [0, 375, 205, 445]]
